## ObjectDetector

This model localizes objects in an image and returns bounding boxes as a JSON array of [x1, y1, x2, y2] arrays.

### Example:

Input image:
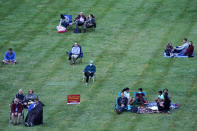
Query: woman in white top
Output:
[[122, 87, 135, 105]]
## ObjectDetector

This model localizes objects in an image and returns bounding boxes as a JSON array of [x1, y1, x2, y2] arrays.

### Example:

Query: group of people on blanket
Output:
[[59, 12, 96, 33], [165, 38, 194, 57], [10, 89, 43, 127], [116, 88, 171, 114]]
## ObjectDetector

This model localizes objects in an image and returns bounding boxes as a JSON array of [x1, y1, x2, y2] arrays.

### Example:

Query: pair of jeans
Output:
[[61, 22, 69, 28], [75, 20, 84, 29], [84, 71, 94, 83]]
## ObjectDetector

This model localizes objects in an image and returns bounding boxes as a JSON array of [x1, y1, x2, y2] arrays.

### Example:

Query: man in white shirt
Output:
[[71, 43, 81, 64], [173, 38, 189, 53]]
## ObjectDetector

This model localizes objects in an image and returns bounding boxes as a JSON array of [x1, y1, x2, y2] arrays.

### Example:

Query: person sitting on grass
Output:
[[155, 90, 164, 104], [74, 12, 86, 31], [135, 88, 146, 104], [59, 14, 70, 28], [25, 89, 38, 105], [157, 90, 171, 113], [165, 42, 174, 56], [122, 87, 135, 105], [173, 38, 189, 54], [116, 92, 128, 114], [184, 41, 194, 57], [15, 89, 25, 104], [83, 60, 96, 86], [84, 14, 96, 32], [11, 98, 23, 125], [69, 43, 81, 64], [2, 48, 16, 64]]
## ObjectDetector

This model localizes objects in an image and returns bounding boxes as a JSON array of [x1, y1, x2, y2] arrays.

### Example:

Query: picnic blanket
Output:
[[129, 102, 179, 114], [163, 52, 189, 58]]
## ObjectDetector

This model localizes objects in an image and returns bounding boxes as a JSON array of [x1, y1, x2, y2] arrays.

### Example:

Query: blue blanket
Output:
[[163, 52, 189, 58]]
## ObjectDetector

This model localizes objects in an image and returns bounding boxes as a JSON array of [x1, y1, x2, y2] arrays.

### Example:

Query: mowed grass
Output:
[[0, 0, 197, 130]]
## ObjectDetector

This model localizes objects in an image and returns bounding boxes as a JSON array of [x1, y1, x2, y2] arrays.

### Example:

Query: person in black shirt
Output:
[[116, 93, 128, 114], [15, 89, 25, 103]]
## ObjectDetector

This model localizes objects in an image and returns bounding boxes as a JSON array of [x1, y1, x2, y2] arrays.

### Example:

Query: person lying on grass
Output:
[[69, 42, 81, 64], [184, 41, 194, 57], [116, 92, 128, 114], [84, 14, 96, 33], [74, 12, 86, 31], [122, 87, 135, 105], [2, 48, 16, 64], [173, 38, 189, 54], [11, 98, 23, 125], [135, 88, 146, 104], [83, 60, 96, 86]]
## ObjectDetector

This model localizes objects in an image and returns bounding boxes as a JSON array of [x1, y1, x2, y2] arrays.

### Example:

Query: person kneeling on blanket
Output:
[[116, 93, 128, 114]]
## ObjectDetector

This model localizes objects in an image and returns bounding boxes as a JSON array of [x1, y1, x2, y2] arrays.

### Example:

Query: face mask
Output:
[[90, 64, 93, 66]]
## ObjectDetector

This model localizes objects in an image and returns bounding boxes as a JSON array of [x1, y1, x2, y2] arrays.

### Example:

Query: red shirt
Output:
[[184, 44, 194, 56], [11, 103, 23, 113]]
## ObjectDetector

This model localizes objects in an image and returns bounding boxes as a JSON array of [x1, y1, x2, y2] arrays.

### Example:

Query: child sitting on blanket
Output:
[[165, 42, 174, 56]]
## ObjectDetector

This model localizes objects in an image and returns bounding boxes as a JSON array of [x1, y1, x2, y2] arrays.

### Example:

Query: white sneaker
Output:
[[85, 83, 88, 86]]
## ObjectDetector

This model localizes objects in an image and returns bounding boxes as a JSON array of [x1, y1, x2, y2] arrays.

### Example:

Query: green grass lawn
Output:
[[0, 0, 197, 130]]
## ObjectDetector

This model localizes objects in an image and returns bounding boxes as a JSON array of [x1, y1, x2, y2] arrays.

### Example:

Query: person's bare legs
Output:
[[17, 113, 21, 124], [11, 113, 15, 124], [2, 60, 16, 64], [2, 60, 9, 64], [12, 113, 17, 125]]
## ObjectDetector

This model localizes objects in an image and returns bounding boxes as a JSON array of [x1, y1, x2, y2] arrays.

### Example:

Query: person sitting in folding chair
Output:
[[15, 89, 25, 104], [59, 14, 70, 28], [83, 60, 96, 86], [84, 14, 96, 33], [68, 43, 81, 64], [11, 98, 23, 125], [116, 92, 128, 114], [74, 12, 86, 33], [135, 88, 146, 105]]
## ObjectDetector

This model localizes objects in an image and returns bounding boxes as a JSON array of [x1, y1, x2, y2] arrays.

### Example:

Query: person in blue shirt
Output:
[[83, 60, 96, 86], [2, 48, 16, 64]]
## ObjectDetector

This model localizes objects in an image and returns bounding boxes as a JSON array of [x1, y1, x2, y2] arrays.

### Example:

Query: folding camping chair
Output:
[[9, 104, 25, 124], [64, 15, 73, 30], [68, 45, 83, 64], [82, 72, 95, 82], [114, 92, 131, 111]]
